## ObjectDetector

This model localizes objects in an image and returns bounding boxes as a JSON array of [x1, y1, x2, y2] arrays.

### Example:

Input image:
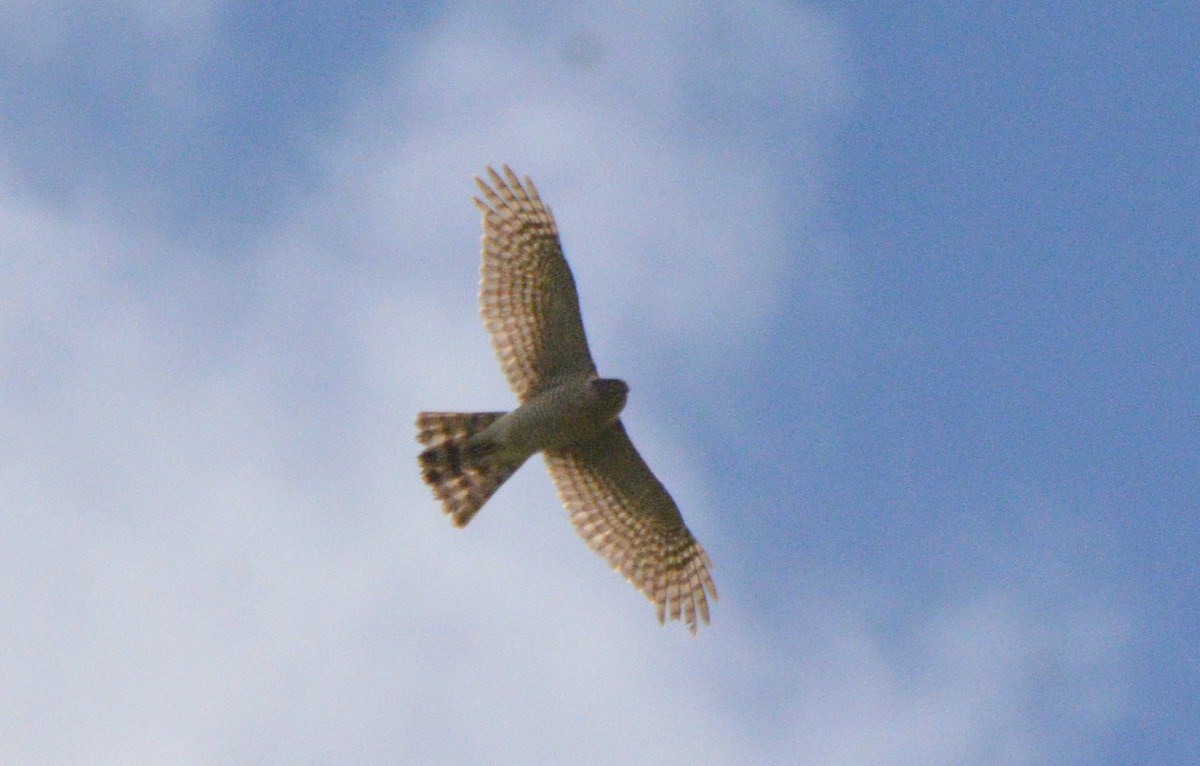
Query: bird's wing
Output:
[[474, 165, 597, 401], [543, 421, 717, 633]]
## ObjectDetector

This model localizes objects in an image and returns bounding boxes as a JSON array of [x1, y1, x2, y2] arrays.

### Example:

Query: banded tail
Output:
[[415, 411, 525, 527]]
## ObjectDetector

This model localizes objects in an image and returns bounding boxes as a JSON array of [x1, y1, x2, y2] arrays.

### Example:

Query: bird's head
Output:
[[589, 377, 629, 423]]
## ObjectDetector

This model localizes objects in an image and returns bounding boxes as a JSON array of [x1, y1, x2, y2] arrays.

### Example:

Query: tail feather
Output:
[[415, 411, 524, 527]]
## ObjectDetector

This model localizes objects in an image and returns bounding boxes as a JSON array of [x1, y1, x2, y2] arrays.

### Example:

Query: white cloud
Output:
[[0, 2, 1127, 764]]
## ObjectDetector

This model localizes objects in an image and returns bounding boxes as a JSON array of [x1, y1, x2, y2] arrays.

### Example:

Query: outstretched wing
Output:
[[543, 422, 717, 633], [474, 166, 597, 402]]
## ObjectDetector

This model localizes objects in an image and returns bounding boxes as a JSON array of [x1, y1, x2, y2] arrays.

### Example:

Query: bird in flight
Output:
[[416, 166, 716, 633]]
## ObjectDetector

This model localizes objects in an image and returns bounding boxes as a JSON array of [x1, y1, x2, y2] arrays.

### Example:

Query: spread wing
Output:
[[543, 422, 717, 633], [474, 166, 597, 402]]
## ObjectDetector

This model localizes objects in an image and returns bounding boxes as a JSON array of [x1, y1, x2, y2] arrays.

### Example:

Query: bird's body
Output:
[[416, 166, 716, 633], [489, 375, 629, 456], [417, 375, 627, 526]]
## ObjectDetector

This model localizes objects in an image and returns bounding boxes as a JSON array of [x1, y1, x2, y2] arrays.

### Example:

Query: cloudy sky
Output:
[[2, 2, 1196, 764]]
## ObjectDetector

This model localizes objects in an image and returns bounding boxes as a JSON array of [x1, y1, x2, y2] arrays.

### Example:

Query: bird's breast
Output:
[[492, 378, 617, 455]]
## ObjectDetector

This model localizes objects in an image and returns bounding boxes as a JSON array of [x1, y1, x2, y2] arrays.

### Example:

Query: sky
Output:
[[2, 2, 1196, 764]]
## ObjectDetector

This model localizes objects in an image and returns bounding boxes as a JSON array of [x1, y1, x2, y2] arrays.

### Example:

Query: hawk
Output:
[[416, 166, 716, 633]]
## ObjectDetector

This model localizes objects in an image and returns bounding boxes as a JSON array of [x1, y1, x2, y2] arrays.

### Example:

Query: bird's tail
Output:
[[415, 411, 525, 527]]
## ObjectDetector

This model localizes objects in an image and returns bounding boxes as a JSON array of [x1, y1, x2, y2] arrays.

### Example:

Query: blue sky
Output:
[[2, 2, 1196, 764]]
